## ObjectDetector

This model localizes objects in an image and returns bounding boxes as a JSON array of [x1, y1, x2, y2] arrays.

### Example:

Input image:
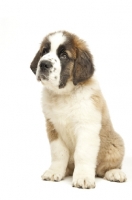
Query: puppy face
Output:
[[30, 31, 94, 91]]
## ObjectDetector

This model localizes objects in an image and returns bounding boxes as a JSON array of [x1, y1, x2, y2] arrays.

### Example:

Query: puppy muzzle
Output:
[[40, 60, 52, 71]]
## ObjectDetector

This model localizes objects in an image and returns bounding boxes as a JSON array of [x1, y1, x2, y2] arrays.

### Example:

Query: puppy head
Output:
[[30, 31, 94, 91]]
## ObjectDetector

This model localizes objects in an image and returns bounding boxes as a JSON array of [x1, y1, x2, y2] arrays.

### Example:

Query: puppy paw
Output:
[[41, 169, 64, 181], [104, 169, 127, 182], [72, 173, 95, 189]]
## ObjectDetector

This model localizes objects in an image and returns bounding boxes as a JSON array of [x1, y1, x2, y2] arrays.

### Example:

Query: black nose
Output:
[[40, 60, 52, 70]]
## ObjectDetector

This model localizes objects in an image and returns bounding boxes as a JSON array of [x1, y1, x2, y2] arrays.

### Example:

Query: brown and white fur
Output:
[[30, 31, 126, 189]]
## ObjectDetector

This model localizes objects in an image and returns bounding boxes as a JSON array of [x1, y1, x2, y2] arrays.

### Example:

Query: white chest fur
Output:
[[41, 81, 102, 152], [42, 88, 77, 150]]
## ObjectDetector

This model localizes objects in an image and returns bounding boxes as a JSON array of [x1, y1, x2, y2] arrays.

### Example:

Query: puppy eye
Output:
[[42, 48, 48, 56], [60, 52, 67, 59]]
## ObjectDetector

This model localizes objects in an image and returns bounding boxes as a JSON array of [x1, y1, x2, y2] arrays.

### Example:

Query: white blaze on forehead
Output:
[[48, 32, 66, 52]]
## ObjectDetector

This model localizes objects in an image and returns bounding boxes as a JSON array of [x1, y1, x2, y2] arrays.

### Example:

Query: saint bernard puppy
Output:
[[30, 31, 126, 189]]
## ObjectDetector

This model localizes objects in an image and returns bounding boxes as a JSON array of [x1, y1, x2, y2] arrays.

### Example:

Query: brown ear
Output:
[[73, 48, 94, 85], [30, 50, 41, 74]]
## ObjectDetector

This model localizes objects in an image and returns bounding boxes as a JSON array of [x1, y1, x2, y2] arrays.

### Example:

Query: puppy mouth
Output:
[[37, 74, 49, 81]]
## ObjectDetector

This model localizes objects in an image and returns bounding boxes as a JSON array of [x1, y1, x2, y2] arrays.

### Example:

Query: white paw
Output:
[[41, 169, 64, 181], [104, 169, 127, 182], [72, 173, 95, 189]]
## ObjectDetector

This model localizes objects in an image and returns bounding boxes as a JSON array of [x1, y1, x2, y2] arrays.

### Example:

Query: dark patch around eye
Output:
[[41, 48, 48, 56], [57, 44, 74, 62], [57, 43, 75, 88], [57, 45, 66, 56], [60, 52, 68, 59], [41, 42, 51, 56]]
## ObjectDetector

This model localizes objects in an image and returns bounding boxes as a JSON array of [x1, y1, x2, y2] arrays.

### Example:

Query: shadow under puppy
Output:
[[30, 31, 126, 189]]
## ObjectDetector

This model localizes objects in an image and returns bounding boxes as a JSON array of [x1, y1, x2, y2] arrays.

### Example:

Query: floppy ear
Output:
[[73, 48, 94, 85], [30, 50, 41, 74]]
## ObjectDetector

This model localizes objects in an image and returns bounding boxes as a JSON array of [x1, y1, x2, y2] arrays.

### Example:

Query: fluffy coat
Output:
[[30, 31, 126, 189]]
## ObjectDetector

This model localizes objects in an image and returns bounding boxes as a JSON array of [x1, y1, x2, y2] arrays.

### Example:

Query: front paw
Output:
[[72, 173, 95, 189], [41, 169, 64, 182]]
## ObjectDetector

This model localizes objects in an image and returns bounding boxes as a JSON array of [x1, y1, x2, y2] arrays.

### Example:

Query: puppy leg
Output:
[[96, 132, 127, 182], [42, 138, 69, 181], [72, 127, 101, 189]]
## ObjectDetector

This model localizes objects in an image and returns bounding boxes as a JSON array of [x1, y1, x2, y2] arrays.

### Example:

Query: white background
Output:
[[0, 0, 132, 199]]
